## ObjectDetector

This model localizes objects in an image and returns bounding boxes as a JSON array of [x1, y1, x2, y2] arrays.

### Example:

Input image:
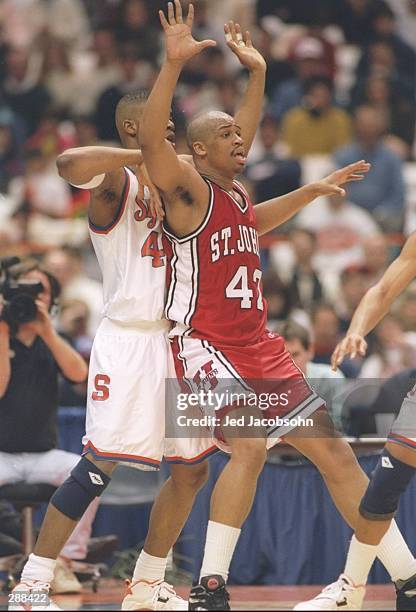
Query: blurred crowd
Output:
[[1, 0, 416, 404]]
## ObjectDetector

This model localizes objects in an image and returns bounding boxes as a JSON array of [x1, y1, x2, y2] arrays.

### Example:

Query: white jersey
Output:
[[89, 167, 166, 324]]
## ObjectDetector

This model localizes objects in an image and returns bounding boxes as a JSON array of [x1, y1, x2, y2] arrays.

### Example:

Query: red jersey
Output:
[[163, 177, 267, 346]]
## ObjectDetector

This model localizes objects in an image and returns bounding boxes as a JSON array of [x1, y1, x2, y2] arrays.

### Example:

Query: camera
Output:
[[0, 257, 44, 326]]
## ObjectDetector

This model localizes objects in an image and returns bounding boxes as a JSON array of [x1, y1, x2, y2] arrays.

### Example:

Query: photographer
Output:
[[0, 260, 98, 594]]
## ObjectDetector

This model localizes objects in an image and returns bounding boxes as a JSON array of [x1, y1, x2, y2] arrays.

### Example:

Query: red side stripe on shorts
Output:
[[83, 440, 161, 467], [388, 434, 416, 450], [165, 445, 218, 465]]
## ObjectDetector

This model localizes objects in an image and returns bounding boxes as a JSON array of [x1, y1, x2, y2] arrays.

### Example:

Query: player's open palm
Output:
[[160, 0, 216, 64], [331, 333, 368, 370], [225, 21, 266, 72], [313, 160, 371, 198]]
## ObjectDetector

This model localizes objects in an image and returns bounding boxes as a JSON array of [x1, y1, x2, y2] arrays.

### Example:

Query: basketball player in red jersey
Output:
[[141, 2, 416, 610]]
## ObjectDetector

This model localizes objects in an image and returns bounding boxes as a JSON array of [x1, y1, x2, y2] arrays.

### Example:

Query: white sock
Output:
[[200, 521, 241, 582], [21, 553, 56, 585], [344, 535, 377, 586], [377, 521, 416, 582], [133, 550, 167, 583]]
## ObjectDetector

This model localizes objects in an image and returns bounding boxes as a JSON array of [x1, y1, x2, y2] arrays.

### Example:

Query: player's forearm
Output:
[[56, 147, 143, 185], [347, 286, 392, 338], [41, 329, 88, 383], [0, 324, 11, 398], [235, 68, 266, 156], [141, 61, 183, 150], [255, 183, 319, 236]]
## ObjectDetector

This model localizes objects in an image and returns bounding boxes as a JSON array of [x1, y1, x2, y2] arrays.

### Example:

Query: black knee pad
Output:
[[51, 457, 111, 520], [359, 450, 415, 521]]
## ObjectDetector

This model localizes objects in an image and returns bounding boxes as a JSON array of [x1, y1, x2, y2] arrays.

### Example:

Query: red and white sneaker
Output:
[[293, 574, 365, 610], [121, 579, 188, 610], [8, 580, 61, 611]]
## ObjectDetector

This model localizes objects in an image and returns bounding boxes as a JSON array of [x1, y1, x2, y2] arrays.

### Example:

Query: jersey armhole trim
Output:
[[162, 178, 214, 244], [89, 167, 130, 235]]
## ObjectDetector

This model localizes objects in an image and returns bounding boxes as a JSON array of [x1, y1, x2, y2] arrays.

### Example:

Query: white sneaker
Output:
[[293, 574, 365, 610], [122, 579, 188, 610], [8, 580, 61, 611], [50, 558, 82, 594]]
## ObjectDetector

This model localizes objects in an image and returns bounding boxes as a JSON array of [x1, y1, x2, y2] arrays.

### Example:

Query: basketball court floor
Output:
[[0, 581, 396, 610]]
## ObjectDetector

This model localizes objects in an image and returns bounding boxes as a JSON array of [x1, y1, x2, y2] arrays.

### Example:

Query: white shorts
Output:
[[83, 318, 217, 471], [388, 394, 416, 451]]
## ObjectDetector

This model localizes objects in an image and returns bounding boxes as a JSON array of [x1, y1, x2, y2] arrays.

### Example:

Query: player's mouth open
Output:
[[233, 150, 246, 164]]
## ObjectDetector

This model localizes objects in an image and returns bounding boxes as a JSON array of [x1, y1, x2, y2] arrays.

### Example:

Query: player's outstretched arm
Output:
[[254, 160, 370, 236], [225, 22, 266, 156], [57, 146, 143, 187], [141, 1, 215, 198], [331, 233, 416, 369], [0, 320, 11, 399]]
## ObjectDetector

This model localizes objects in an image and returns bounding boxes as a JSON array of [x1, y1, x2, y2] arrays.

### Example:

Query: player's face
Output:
[[206, 121, 246, 176], [284, 338, 313, 375]]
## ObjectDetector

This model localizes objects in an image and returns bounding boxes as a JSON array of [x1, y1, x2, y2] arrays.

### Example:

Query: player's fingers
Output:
[[235, 23, 245, 46], [174, 0, 183, 23], [197, 39, 217, 51], [168, 2, 175, 25], [245, 30, 253, 47], [186, 3, 194, 27], [358, 339, 367, 356], [159, 10, 169, 30]]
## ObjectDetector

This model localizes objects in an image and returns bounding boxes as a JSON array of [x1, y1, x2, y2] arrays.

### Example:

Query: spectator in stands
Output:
[[70, 28, 120, 117], [0, 260, 95, 593], [279, 320, 346, 430], [3, 46, 50, 136], [331, 0, 388, 45], [262, 272, 293, 330], [311, 302, 342, 367], [115, 0, 161, 62], [359, 313, 416, 378], [7, 149, 72, 224], [386, 0, 416, 52], [269, 36, 329, 120], [282, 76, 352, 156], [246, 116, 301, 204], [43, 247, 103, 335], [361, 233, 389, 285], [256, 0, 333, 25], [58, 299, 92, 407], [369, 3, 416, 96], [253, 27, 294, 98], [296, 193, 381, 273], [72, 116, 98, 148], [353, 75, 416, 155], [334, 105, 405, 231], [0, 108, 24, 192], [336, 265, 370, 333], [39, 37, 78, 117], [286, 228, 324, 312], [95, 44, 154, 141]]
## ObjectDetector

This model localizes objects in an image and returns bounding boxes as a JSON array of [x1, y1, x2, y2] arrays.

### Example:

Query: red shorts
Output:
[[170, 331, 325, 451]]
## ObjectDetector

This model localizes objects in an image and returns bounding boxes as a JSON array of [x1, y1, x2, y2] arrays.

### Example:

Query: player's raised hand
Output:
[[331, 333, 368, 370], [313, 160, 371, 198], [159, 0, 216, 65], [136, 163, 165, 221], [224, 22, 266, 72]]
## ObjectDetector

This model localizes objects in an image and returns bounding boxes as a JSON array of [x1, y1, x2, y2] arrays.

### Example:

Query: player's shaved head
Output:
[[115, 91, 148, 138], [187, 111, 235, 148]]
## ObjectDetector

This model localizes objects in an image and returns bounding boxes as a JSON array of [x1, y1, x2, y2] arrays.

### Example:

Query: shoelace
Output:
[[151, 581, 179, 605], [320, 578, 351, 599]]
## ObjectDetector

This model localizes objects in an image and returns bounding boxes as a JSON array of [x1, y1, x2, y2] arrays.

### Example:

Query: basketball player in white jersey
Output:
[[8, 20, 269, 612]]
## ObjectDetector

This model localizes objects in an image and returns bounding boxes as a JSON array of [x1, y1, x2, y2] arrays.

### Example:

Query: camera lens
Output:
[[9, 295, 38, 324]]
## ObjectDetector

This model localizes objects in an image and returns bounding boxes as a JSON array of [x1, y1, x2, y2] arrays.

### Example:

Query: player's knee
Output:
[[232, 438, 267, 471], [51, 457, 111, 521], [171, 461, 209, 493], [315, 437, 358, 483], [359, 450, 416, 521]]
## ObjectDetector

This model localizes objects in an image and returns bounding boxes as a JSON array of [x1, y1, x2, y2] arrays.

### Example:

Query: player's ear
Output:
[[192, 141, 207, 159], [123, 119, 137, 137]]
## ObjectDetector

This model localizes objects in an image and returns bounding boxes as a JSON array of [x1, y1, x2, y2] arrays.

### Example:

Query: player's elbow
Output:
[[56, 151, 77, 181]]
